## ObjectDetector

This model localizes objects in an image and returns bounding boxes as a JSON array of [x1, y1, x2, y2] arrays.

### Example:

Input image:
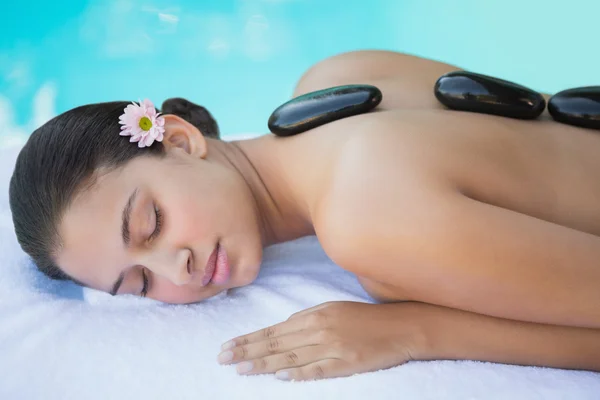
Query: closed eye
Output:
[[148, 205, 163, 241]]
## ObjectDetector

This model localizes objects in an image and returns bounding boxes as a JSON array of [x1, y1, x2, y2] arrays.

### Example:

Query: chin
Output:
[[230, 259, 259, 288], [229, 240, 263, 286], [245, 249, 264, 284]]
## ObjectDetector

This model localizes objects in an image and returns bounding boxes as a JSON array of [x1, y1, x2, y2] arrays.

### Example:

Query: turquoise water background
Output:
[[1, 0, 598, 145]]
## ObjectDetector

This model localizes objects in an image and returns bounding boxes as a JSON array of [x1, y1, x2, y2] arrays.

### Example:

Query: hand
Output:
[[217, 301, 422, 381]]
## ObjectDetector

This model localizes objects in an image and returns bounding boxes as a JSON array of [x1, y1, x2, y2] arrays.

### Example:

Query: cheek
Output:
[[168, 175, 239, 239], [172, 196, 213, 240], [161, 179, 214, 240]]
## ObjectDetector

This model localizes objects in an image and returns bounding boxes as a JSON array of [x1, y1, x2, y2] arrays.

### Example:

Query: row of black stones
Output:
[[267, 75, 599, 137], [434, 71, 600, 129]]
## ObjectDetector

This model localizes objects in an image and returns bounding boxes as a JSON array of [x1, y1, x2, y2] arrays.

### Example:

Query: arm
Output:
[[411, 192, 600, 329], [329, 185, 600, 330], [216, 300, 600, 381], [410, 301, 600, 372]]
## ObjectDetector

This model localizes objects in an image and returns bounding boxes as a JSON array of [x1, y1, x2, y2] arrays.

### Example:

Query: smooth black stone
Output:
[[434, 71, 546, 119], [548, 86, 600, 130], [268, 84, 383, 136]]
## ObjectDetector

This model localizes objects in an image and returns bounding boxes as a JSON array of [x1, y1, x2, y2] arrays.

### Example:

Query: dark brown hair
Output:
[[9, 98, 219, 281]]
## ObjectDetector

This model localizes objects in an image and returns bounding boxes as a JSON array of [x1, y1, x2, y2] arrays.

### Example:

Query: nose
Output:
[[139, 248, 193, 286]]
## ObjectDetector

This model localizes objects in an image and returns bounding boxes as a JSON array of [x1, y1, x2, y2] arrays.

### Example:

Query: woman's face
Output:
[[56, 121, 264, 304]]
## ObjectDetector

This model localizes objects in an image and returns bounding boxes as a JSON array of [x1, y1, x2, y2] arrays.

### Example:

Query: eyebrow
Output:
[[111, 188, 139, 296]]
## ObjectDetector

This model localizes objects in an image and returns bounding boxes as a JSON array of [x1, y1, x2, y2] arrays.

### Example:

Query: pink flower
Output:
[[118, 99, 166, 148]]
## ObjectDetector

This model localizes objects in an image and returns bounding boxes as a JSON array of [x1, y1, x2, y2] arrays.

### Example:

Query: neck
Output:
[[208, 135, 315, 247]]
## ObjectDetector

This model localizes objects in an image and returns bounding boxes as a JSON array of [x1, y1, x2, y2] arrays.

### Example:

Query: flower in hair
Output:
[[119, 99, 166, 148]]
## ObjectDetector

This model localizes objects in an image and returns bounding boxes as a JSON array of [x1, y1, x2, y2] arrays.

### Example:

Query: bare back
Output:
[[260, 51, 600, 319], [265, 104, 600, 311], [364, 109, 600, 236], [274, 104, 600, 237], [288, 50, 600, 234]]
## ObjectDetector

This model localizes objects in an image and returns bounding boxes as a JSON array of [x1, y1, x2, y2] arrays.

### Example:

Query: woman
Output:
[[9, 50, 600, 381]]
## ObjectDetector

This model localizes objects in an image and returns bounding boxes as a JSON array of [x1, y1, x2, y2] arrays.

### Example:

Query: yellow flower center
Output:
[[139, 116, 152, 131]]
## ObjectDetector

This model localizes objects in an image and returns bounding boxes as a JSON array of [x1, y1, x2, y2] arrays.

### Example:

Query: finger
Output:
[[234, 344, 339, 376], [221, 317, 307, 350], [218, 329, 319, 365], [276, 359, 353, 381]]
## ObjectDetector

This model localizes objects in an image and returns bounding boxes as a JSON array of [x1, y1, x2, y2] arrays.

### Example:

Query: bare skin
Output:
[[245, 51, 600, 329], [56, 50, 600, 378]]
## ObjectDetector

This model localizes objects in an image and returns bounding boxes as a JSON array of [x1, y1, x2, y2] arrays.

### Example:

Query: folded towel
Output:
[[1, 144, 598, 400]]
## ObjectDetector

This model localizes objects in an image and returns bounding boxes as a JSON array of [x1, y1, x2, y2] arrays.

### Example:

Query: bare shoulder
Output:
[[312, 111, 458, 280]]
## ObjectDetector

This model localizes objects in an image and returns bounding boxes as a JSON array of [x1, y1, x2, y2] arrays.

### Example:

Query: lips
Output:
[[201, 244, 219, 286]]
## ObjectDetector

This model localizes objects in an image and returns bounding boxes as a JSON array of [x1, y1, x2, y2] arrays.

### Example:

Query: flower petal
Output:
[[144, 135, 155, 147], [118, 99, 163, 148]]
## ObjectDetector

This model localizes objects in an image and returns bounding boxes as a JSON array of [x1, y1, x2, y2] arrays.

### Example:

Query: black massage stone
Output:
[[434, 71, 546, 119], [268, 84, 383, 136], [548, 86, 600, 130]]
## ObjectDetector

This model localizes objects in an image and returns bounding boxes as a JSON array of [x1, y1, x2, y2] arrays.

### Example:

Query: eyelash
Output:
[[140, 205, 161, 297], [148, 205, 163, 241], [141, 269, 149, 297]]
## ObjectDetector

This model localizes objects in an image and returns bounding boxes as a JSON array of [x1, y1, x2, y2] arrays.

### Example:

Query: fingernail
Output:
[[221, 341, 235, 350], [276, 370, 290, 380], [218, 351, 234, 364], [237, 361, 253, 374]]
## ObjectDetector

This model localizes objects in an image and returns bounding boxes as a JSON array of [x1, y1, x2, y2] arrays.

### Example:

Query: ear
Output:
[[161, 114, 208, 158]]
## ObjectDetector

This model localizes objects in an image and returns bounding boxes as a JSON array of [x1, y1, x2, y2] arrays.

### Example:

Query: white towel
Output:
[[1, 144, 598, 400]]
